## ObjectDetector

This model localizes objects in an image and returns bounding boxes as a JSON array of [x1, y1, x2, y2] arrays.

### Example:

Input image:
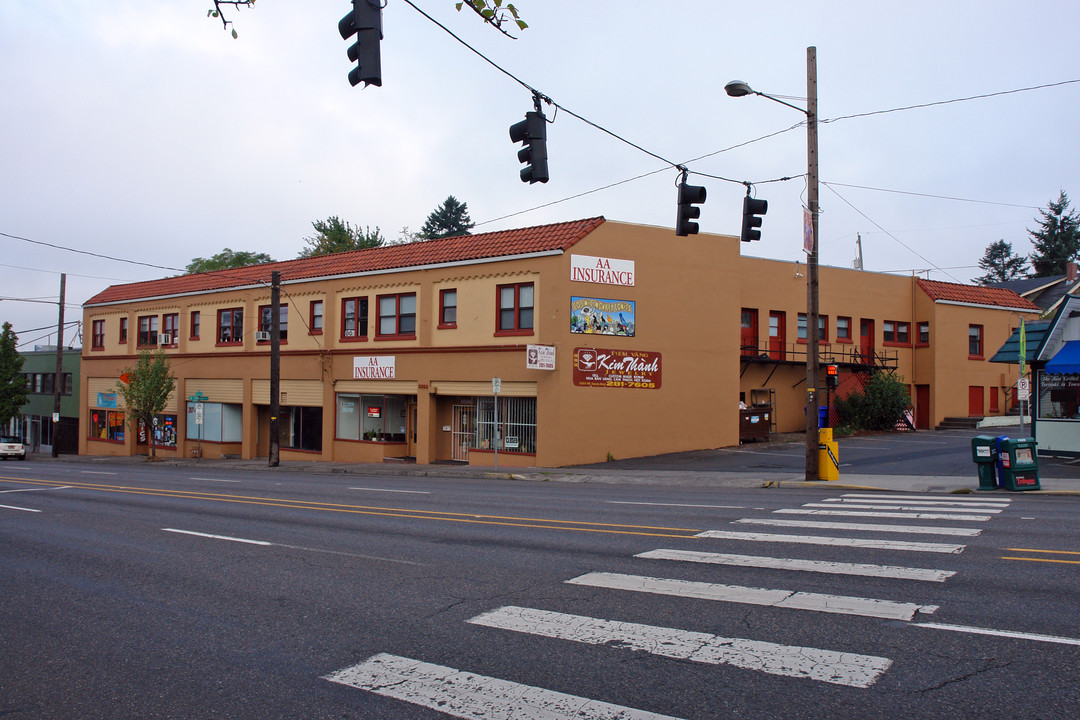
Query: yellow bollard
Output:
[[818, 427, 839, 481]]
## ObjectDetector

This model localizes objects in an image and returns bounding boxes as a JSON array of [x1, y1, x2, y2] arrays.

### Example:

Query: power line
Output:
[[822, 182, 1041, 210], [0, 231, 185, 273]]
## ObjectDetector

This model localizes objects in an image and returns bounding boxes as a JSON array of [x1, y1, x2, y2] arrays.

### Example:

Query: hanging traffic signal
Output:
[[675, 180, 707, 236], [741, 194, 768, 242], [339, 0, 383, 88], [508, 110, 549, 184]]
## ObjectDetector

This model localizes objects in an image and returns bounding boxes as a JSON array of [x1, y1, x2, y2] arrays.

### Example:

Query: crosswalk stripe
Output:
[[696, 529, 965, 554], [323, 653, 684, 720], [804, 502, 1003, 514], [566, 572, 938, 620], [841, 493, 1010, 504], [734, 518, 982, 537], [826, 497, 1010, 507], [775, 509, 992, 522], [636, 548, 956, 582], [468, 606, 893, 688]]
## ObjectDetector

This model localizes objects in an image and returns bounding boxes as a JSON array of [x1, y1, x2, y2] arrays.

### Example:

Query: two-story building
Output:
[[80, 218, 1038, 466], [6, 347, 80, 454]]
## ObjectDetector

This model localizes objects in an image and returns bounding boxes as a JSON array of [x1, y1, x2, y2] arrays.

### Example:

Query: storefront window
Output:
[[1038, 374, 1080, 420], [336, 393, 407, 442], [279, 406, 322, 451], [185, 402, 243, 442], [89, 409, 126, 442], [137, 414, 178, 447]]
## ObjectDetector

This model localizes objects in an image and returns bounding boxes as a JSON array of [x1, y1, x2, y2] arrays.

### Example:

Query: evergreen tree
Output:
[[419, 196, 475, 240], [186, 248, 275, 274], [1028, 191, 1080, 277], [298, 216, 384, 258], [115, 350, 176, 459], [974, 239, 1028, 285], [0, 322, 29, 427]]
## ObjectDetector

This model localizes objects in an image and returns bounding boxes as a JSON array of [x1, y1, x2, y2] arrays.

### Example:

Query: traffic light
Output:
[[339, 0, 382, 88], [508, 110, 549, 184], [826, 364, 838, 388], [675, 180, 707, 236], [741, 195, 768, 242]]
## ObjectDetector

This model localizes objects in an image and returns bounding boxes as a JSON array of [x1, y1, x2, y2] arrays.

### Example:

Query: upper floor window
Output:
[[137, 315, 158, 347], [917, 322, 930, 346], [836, 316, 852, 343], [310, 300, 323, 335], [92, 320, 105, 350], [162, 313, 179, 346], [218, 308, 244, 344], [818, 315, 829, 343], [259, 305, 288, 342], [797, 313, 807, 342], [969, 325, 984, 358], [883, 320, 910, 345], [119, 317, 128, 344], [439, 289, 457, 329], [190, 311, 200, 340], [497, 283, 534, 335], [341, 297, 368, 340], [377, 293, 417, 339]]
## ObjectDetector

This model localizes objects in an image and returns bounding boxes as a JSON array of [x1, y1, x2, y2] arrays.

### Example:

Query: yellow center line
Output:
[[0, 475, 702, 538], [1003, 547, 1080, 556], [1001, 556, 1080, 565]]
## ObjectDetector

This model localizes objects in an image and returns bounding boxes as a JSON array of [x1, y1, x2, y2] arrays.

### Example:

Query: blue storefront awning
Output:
[[1045, 340, 1080, 375]]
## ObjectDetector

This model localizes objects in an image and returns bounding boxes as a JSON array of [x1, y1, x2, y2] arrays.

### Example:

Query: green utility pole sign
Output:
[[188, 392, 208, 458]]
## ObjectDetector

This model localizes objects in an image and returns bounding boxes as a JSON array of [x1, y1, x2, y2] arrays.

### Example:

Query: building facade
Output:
[[6, 347, 81, 454], [80, 218, 1038, 467]]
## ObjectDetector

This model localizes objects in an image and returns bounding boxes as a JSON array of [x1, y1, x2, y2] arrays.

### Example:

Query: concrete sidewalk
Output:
[[26, 452, 1080, 495]]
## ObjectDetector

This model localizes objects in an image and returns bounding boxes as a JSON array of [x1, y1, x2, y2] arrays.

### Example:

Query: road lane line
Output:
[[1001, 556, 1080, 565], [824, 497, 1010, 507], [0, 486, 72, 493], [776, 509, 992, 522], [804, 502, 1003, 514], [566, 572, 938, 621], [696, 530, 965, 554], [323, 653, 685, 720], [607, 501, 745, 509], [912, 623, 1080, 646], [189, 477, 241, 483], [1004, 547, 1080, 555], [734, 518, 982, 537], [467, 606, 893, 688], [80, 471, 117, 475], [349, 487, 430, 494], [162, 528, 272, 545], [841, 493, 1010, 504], [0, 503, 42, 513], [637, 549, 955, 582]]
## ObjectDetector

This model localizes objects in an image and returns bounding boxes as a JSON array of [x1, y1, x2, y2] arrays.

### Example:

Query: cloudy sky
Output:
[[3, 1, 1079, 349]]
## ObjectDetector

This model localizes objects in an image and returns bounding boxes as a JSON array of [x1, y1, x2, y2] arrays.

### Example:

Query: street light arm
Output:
[[753, 91, 810, 117]]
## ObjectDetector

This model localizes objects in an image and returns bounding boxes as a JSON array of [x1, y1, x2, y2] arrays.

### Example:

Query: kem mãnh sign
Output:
[[573, 348, 662, 389]]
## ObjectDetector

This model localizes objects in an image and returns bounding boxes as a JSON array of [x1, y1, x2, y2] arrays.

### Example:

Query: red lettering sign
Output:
[[572, 347, 662, 389]]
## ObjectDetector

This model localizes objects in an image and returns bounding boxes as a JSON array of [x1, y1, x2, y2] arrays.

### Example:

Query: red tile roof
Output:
[[84, 217, 606, 306], [916, 278, 1040, 311]]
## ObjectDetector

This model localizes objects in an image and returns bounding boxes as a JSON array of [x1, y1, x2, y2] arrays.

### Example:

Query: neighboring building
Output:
[[5, 347, 81, 454], [1030, 294, 1080, 456], [991, 261, 1080, 314], [80, 218, 1039, 467]]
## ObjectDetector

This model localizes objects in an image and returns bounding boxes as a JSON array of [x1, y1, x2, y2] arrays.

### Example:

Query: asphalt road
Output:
[[2, 461, 1078, 719]]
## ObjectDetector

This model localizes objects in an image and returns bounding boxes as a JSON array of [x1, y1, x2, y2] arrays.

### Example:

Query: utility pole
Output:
[[51, 274, 65, 458], [804, 46, 821, 483], [269, 270, 280, 467]]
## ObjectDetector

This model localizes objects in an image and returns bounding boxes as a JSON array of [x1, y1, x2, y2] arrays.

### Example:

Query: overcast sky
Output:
[[3, 1, 1079, 349]]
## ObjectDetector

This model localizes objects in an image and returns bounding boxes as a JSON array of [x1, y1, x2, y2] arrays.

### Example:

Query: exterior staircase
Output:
[[935, 416, 983, 430]]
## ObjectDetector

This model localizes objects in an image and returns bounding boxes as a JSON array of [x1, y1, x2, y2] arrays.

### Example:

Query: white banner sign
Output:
[[527, 344, 557, 370], [353, 356, 396, 379], [570, 254, 635, 286]]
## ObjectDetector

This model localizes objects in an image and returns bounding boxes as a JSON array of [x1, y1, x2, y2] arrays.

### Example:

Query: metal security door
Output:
[[452, 403, 476, 462]]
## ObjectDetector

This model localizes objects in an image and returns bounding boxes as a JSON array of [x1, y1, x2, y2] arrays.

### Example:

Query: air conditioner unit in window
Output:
[[159, 334, 172, 345], [255, 331, 271, 342]]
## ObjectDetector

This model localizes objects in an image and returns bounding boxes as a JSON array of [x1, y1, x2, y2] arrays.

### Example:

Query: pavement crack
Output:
[[917, 659, 1012, 693]]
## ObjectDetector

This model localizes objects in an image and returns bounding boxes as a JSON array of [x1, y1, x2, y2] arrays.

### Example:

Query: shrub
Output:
[[834, 371, 911, 432]]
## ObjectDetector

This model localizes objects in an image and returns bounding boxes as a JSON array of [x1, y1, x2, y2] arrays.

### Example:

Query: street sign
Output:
[[194, 402, 204, 425], [188, 391, 208, 403], [1018, 377, 1031, 401], [492, 377, 502, 395]]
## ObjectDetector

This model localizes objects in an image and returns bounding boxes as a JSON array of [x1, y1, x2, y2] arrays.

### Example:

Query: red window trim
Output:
[[915, 322, 930, 348], [136, 315, 159, 349], [835, 316, 853, 344], [216, 308, 244, 346], [340, 297, 369, 342], [968, 324, 984, 360], [161, 313, 180, 348], [882, 320, 912, 348], [256, 305, 288, 345], [118, 317, 129, 345], [189, 311, 200, 341], [309, 300, 324, 336], [375, 293, 417, 341], [495, 282, 534, 337], [438, 288, 457, 330]]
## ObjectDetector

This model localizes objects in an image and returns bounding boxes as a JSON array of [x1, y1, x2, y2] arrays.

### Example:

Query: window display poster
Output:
[[570, 297, 635, 336]]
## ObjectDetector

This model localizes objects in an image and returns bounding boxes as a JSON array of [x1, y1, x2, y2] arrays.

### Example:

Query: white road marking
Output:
[[697, 529, 965, 554], [468, 606, 893, 688], [566, 572, 938, 621], [734, 518, 982, 537], [805, 502, 1003, 514], [323, 652, 685, 719], [80, 471, 117, 475], [189, 477, 241, 483], [841, 493, 1010, 504], [776, 509, 992, 522], [913, 623, 1080, 647], [0, 503, 42, 513], [637, 548, 955, 582], [824, 497, 1010, 508], [0, 486, 71, 493], [607, 501, 744, 509], [162, 528, 272, 545], [349, 486, 430, 494]]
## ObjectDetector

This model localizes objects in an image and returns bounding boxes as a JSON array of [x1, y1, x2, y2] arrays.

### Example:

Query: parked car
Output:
[[0, 435, 27, 460]]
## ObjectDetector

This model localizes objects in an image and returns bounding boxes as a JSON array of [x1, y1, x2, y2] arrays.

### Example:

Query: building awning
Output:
[[1045, 340, 1080, 375], [989, 320, 1050, 364]]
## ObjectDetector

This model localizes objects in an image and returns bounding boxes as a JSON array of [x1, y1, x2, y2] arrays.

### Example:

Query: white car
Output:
[[0, 435, 27, 460]]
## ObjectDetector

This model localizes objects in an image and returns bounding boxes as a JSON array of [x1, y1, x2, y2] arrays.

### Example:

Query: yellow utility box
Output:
[[818, 428, 839, 481]]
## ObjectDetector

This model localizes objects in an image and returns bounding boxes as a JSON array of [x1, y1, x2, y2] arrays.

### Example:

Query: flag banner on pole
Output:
[[803, 206, 814, 255]]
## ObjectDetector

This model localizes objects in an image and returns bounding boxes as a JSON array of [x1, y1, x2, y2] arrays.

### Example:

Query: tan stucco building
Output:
[[80, 218, 1039, 467]]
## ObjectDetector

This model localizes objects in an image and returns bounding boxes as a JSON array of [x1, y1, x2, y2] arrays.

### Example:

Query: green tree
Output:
[[974, 239, 1028, 285], [186, 248, 275, 274], [1028, 191, 1080, 277], [0, 322, 29, 428], [298, 216, 385, 258], [834, 371, 912, 433], [115, 350, 176, 460], [420, 196, 475, 240]]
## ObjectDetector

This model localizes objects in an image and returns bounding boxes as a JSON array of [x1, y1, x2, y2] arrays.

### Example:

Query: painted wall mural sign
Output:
[[353, 356, 396, 379], [570, 254, 635, 286], [570, 297, 636, 336], [573, 347, 662, 389]]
